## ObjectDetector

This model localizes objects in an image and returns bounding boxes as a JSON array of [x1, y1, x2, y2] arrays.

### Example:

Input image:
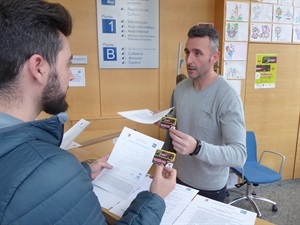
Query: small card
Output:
[[152, 149, 176, 167], [159, 116, 177, 129]]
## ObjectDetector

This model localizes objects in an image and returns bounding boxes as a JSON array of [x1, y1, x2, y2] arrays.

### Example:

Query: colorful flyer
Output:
[[254, 54, 278, 89]]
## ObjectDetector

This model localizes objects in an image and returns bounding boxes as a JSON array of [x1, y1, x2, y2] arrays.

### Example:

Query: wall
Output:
[[214, 0, 300, 180]]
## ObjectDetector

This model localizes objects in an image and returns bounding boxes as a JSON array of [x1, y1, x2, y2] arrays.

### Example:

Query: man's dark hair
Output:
[[0, 0, 72, 91], [188, 25, 219, 52]]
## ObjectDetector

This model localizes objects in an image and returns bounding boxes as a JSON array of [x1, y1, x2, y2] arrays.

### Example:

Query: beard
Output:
[[41, 68, 69, 115]]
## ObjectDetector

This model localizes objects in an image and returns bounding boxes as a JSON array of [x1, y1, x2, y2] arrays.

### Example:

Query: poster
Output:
[[97, 0, 159, 69], [254, 54, 278, 89]]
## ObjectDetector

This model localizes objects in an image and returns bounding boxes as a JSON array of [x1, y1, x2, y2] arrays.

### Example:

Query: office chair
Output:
[[228, 131, 285, 218]]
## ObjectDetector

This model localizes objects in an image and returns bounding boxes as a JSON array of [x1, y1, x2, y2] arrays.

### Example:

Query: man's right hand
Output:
[[150, 164, 177, 199]]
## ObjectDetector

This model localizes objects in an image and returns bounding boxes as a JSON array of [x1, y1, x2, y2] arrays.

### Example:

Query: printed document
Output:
[[118, 107, 173, 124], [174, 195, 257, 225], [108, 176, 198, 225], [92, 127, 164, 199]]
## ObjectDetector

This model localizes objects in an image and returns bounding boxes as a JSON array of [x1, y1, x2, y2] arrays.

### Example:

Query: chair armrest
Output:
[[259, 150, 285, 175]]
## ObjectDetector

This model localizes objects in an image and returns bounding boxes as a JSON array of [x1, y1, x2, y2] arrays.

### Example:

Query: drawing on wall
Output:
[[223, 42, 248, 60], [278, 0, 293, 6], [226, 1, 249, 22], [294, 0, 300, 7], [272, 24, 292, 42], [250, 23, 272, 42], [262, 0, 277, 4], [225, 22, 249, 41], [251, 3, 273, 22], [293, 7, 300, 24], [273, 5, 293, 23], [223, 61, 246, 79], [292, 25, 300, 42]]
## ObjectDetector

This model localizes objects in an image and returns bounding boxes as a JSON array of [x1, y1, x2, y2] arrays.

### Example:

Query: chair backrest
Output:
[[246, 131, 258, 162]]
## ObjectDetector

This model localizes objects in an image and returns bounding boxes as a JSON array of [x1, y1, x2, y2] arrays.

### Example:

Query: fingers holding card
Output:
[[152, 149, 176, 168]]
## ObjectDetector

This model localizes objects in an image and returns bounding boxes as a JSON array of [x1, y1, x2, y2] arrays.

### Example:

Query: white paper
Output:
[[109, 175, 152, 216], [109, 177, 199, 225], [60, 118, 90, 150], [174, 195, 257, 225], [93, 185, 123, 209], [118, 107, 173, 124], [92, 127, 164, 199], [69, 67, 86, 87], [160, 184, 199, 225]]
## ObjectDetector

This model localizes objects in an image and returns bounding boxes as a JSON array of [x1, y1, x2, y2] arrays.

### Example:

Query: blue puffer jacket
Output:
[[0, 113, 166, 225]]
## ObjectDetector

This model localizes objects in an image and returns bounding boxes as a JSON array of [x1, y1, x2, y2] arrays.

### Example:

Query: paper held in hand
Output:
[[118, 107, 173, 124], [92, 126, 164, 199]]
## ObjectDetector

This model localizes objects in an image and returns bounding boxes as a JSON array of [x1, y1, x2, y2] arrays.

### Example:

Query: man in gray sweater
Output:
[[168, 25, 246, 202]]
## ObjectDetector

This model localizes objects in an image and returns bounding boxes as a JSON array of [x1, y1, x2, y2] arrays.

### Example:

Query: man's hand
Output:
[[169, 127, 197, 155], [150, 164, 177, 199], [89, 154, 113, 180]]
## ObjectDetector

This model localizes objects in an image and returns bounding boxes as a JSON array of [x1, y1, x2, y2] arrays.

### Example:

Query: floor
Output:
[[225, 178, 300, 225]]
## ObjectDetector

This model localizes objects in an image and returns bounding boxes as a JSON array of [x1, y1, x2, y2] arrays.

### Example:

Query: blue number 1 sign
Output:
[[102, 19, 116, 33]]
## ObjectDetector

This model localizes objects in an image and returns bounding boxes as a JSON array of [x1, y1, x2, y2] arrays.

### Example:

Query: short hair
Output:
[[0, 0, 73, 90], [187, 25, 219, 53]]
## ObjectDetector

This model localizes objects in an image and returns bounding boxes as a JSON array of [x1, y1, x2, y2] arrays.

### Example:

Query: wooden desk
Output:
[[69, 131, 274, 225]]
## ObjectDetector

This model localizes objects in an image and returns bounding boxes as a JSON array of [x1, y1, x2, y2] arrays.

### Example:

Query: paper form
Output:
[[108, 177, 199, 225], [60, 118, 90, 150], [92, 127, 164, 199], [174, 195, 257, 225], [118, 107, 173, 124], [160, 184, 198, 225], [93, 185, 124, 209], [109, 175, 152, 215], [93, 175, 152, 210]]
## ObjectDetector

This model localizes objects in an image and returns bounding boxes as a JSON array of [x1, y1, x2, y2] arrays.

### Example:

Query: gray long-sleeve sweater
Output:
[[172, 76, 247, 190]]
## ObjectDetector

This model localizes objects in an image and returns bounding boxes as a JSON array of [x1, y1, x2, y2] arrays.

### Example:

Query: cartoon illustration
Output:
[[274, 26, 282, 41], [294, 28, 300, 41], [230, 4, 243, 21], [252, 26, 260, 39], [225, 44, 235, 59], [251, 24, 271, 41], [252, 5, 261, 21], [259, 25, 271, 39], [226, 23, 238, 40], [275, 6, 283, 22]]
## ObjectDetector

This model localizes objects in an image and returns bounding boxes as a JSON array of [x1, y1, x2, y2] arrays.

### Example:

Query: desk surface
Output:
[[70, 131, 274, 225]]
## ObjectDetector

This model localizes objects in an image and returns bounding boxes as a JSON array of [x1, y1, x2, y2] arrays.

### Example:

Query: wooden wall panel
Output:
[[293, 115, 300, 178], [60, 0, 101, 118], [100, 69, 159, 116], [244, 43, 300, 179], [159, 0, 215, 139]]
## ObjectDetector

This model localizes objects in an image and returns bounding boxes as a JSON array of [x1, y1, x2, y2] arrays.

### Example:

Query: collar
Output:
[[0, 113, 24, 128]]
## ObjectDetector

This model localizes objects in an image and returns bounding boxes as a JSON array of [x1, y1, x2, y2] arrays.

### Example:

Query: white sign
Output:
[[96, 0, 159, 69], [69, 67, 86, 87]]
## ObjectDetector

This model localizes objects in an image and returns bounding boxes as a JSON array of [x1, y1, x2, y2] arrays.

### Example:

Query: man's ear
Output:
[[212, 51, 220, 64], [28, 54, 49, 84]]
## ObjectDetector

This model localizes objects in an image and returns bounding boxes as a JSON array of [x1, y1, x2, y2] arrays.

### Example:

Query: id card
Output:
[[152, 149, 176, 167], [159, 116, 177, 129]]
